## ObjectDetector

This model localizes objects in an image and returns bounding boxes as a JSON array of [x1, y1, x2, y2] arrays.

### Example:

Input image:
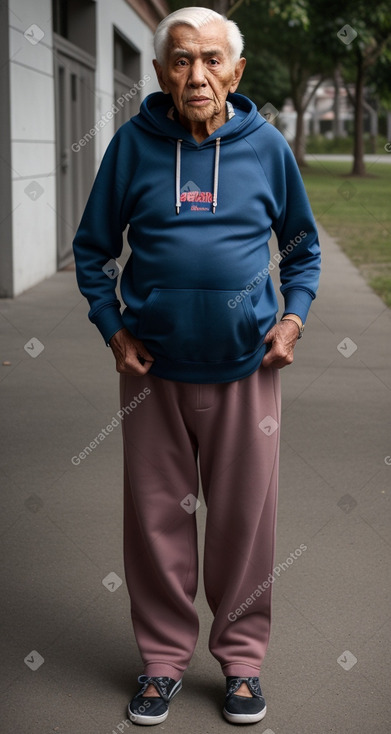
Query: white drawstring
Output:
[[175, 137, 221, 214], [175, 139, 182, 215], [212, 137, 221, 214]]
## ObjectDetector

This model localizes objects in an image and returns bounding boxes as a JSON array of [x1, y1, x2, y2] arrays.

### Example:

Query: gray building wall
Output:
[[1, 0, 164, 298]]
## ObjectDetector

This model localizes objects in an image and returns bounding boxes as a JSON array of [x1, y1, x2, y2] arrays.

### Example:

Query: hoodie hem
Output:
[[146, 344, 268, 384]]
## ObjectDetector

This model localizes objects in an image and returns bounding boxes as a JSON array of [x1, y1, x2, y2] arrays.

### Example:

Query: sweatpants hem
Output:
[[143, 662, 185, 680], [221, 663, 261, 677]]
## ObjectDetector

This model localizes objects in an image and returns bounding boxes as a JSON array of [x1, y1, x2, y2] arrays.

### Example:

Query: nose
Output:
[[187, 58, 207, 87]]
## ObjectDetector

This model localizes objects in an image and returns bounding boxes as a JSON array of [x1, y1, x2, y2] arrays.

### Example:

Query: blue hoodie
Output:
[[73, 91, 321, 383]]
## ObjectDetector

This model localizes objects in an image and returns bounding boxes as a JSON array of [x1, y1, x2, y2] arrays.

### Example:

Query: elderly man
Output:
[[73, 6, 320, 726]]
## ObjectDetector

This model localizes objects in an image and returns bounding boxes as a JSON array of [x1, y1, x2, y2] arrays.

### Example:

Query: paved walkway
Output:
[[0, 223, 390, 733]]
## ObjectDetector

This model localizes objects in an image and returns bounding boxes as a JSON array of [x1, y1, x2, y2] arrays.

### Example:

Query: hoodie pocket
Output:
[[137, 288, 261, 363]]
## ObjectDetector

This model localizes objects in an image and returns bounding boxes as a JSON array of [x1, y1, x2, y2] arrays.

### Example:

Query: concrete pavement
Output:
[[0, 223, 390, 733]]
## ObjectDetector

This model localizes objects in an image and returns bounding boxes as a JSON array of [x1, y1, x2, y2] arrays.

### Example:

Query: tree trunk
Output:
[[351, 51, 366, 175], [333, 68, 344, 138], [294, 107, 306, 167], [291, 74, 323, 166]]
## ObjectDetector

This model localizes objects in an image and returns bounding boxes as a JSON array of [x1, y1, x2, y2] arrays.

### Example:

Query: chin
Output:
[[185, 106, 216, 122]]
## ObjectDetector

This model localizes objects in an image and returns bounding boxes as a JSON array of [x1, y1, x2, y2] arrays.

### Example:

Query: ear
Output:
[[229, 57, 246, 94], [153, 59, 170, 94]]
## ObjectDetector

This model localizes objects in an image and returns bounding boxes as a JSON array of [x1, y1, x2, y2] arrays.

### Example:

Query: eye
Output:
[[175, 59, 188, 66], [208, 58, 219, 66]]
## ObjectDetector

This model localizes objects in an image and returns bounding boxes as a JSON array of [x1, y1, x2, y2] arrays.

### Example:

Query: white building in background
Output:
[[0, 0, 168, 298], [277, 75, 390, 145], [278, 76, 356, 143]]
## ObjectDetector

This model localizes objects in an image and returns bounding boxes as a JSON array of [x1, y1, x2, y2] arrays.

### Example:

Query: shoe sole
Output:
[[127, 680, 182, 726], [223, 704, 267, 724]]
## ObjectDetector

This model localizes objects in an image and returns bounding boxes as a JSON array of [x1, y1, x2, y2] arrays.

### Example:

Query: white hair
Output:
[[153, 6, 244, 65]]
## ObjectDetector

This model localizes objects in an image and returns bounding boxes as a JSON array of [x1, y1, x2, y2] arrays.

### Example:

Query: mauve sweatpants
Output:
[[120, 365, 281, 681]]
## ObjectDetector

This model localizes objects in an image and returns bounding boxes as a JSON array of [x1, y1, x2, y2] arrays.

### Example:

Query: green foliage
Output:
[[301, 161, 391, 305], [233, 41, 290, 110], [369, 276, 391, 307], [164, 0, 391, 168], [267, 0, 309, 28], [367, 56, 391, 109]]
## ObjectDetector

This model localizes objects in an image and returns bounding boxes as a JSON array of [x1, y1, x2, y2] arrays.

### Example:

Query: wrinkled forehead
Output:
[[165, 21, 231, 60]]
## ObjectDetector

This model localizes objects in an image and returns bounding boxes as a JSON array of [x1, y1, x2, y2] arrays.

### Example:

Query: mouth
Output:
[[186, 97, 212, 105]]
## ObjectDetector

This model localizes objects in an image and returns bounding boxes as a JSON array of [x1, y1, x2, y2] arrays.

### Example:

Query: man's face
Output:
[[153, 22, 246, 127]]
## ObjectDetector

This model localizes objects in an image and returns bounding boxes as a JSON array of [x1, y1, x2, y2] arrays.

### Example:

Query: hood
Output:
[[133, 90, 266, 146], [132, 91, 266, 214]]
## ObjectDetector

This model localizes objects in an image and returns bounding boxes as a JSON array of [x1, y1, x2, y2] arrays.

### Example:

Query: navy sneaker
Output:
[[223, 676, 267, 724], [127, 675, 182, 725]]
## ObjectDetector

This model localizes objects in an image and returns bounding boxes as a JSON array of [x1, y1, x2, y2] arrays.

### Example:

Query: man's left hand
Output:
[[261, 320, 299, 369]]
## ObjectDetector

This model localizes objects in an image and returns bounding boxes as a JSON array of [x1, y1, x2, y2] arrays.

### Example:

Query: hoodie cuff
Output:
[[90, 305, 125, 346], [282, 288, 314, 324]]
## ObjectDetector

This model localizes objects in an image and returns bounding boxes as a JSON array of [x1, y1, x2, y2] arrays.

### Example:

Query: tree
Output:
[[165, 0, 391, 172], [233, 0, 336, 166], [368, 56, 391, 142], [328, 1, 391, 175]]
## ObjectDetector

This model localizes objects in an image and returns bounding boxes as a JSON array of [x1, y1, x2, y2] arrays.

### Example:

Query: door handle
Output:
[[61, 149, 69, 172]]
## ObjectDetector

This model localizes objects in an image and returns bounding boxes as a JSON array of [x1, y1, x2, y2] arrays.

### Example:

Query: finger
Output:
[[262, 346, 293, 368], [261, 351, 273, 368], [262, 357, 286, 369], [132, 339, 155, 362], [117, 360, 150, 375], [116, 349, 152, 374], [263, 328, 275, 343], [136, 352, 154, 365]]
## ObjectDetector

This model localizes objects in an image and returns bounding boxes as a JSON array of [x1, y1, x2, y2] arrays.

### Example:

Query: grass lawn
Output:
[[300, 160, 391, 307]]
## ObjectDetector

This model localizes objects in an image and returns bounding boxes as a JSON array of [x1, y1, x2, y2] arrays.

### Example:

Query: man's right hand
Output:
[[109, 328, 155, 375]]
